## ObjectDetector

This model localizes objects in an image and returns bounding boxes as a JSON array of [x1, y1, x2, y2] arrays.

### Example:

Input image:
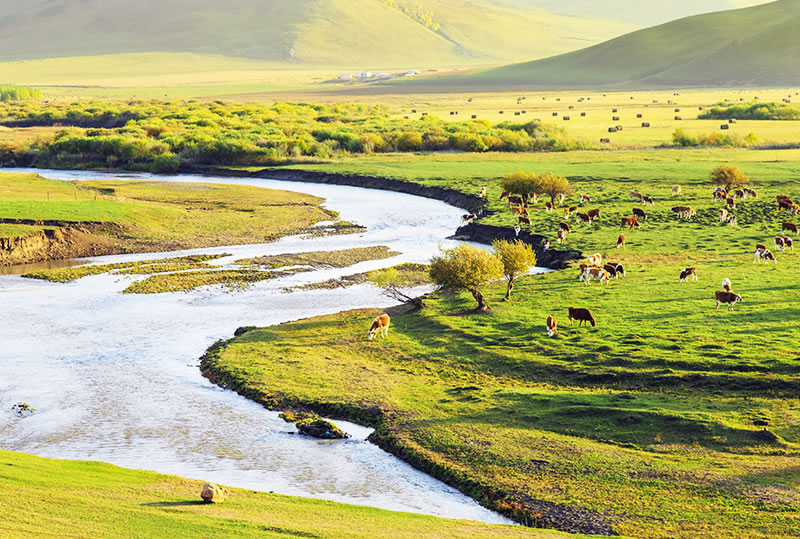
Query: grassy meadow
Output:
[[0, 450, 560, 539]]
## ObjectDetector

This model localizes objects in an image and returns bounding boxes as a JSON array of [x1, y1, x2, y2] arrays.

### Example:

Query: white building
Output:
[[358, 72, 372, 79], [406, 69, 420, 76], [338, 74, 353, 80]]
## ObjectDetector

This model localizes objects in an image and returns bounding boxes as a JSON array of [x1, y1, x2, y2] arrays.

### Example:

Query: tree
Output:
[[499, 170, 538, 202], [492, 239, 537, 301], [429, 243, 503, 311], [535, 172, 572, 205], [371, 266, 425, 309], [710, 165, 749, 191]]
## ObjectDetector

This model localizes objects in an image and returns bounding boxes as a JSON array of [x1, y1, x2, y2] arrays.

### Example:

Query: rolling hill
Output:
[[466, 0, 800, 88], [0, 0, 638, 67]]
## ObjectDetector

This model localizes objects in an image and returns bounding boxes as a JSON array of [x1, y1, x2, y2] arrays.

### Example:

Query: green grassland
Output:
[[0, 172, 339, 255], [206, 145, 800, 536], [0, 450, 561, 539]]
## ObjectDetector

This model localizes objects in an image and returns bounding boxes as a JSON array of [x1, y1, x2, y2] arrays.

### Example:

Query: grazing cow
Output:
[[733, 189, 745, 200], [576, 212, 591, 224], [726, 197, 736, 210], [727, 215, 738, 227], [568, 307, 596, 327], [587, 253, 603, 266], [546, 315, 558, 337], [714, 290, 742, 311], [630, 191, 643, 202], [508, 195, 524, 207], [778, 200, 793, 212], [759, 250, 777, 265], [565, 206, 578, 218], [679, 267, 697, 282], [672, 206, 696, 218], [587, 208, 601, 221], [604, 262, 625, 279], [479, 186, 486, 197], [743, 188, 757, 199], [632, 207, 647, 221], [777, 194, 793, 204], [557, 229, 567, 245], [719, 208, 729, 222], [579, 193, 591, 204], [715, 291, 742, 311], [754, 243, 767, 258], [781, 236, 794, 250], [558, 193, 566, 205], [559, 222, 571, 232], [620, 217, 640, 230], [616, 234, 625, 248], [367, 314, 391, 340], [545, 201, 554, 212], [672, 185, 681, 196], [542, 239, 550, 250], [721, 278, 732, 292], [500, 191, 510, 201], [775, 236, 786, 251], [518, 215, 531, 225], [713, 189, 728, 202], [461, 213, 476, 222], [514, 225, 521, 237], [529, 193, 539, 204], [783, 222, 799, 236], [511, 206, 527, 216], [577, 263, 597, 280], [642, 195, 654, 206]]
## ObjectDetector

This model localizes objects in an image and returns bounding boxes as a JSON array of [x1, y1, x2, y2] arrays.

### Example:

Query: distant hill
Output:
[[0, 0, 637, 67], [503, 0, 773, 26], [467, 0, 800, 88]]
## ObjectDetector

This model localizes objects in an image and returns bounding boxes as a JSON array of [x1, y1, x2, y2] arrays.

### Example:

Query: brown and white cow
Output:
[[743, 188, 757, 199], [715, 291, 742, 311], [557, 193, 566, 205], [604, 262, 625, 279], [576, 212, 591, 224], [511, 206, 528, 216], [545, 201, 554, 212], [679, 267, 697, 282], [782, 222, 798, 236], [616, 234, 626, 248], [568, 307, 596, 327], [642, 195, 654, 206], [529, 192, 539, 204], [672, 185, 681, 196], [620, 217, 641, 230], [775, 236, 787, 251], [632, 207, 647, 221], [755, 248, 777, 265], [579, 193, 591, 204], [672, 206, 695, 218], [546, 315, 558, 337], [479, 186, 486, 197], [508, 195, 524, 207], [726, 197, 736, 210], [557, 229, 567, 245], [518, 215, 531, 225], [721, 278, 731, 292], [559, 222, 571, 232], [461, 213, 476, 222], [718, 208, 728, 222], [367, 314, 391, 340], [500, 191, 510, 201], [732, 189, 745, 200], [727, 215, 738, 227], [583, 266, 610, 286], [577, 263, 597, 280], [586, 253, 603, 266], [542, 238, 550, 250], [587, 208, 601, 221], [781, 236, 794, 250], [630, 191, 644, 202], [778, 200, 793, 212], [713, 189, 728, 202]]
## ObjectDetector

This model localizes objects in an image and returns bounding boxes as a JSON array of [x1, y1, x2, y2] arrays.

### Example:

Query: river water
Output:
[[0, 169, 523, 524]]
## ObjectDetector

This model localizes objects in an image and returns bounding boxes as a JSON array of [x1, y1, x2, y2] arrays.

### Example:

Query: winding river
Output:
[[0, 169, 521, 525]]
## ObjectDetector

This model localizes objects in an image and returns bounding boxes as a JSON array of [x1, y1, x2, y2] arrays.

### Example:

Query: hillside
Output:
[[449, 0, 800, 88], [0, 0, 636, 67]]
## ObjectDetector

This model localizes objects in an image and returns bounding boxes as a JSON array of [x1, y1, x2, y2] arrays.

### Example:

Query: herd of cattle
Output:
[[466, 182, 797, 336]]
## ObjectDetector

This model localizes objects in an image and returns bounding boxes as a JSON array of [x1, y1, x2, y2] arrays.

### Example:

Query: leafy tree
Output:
[[710, 165, 749, 191], [429, 243, 503, 311], [492, 240, 537, 300], [371, 266, 425, 308], [535, 172, 572, 205], [499, 170, 538, 201]]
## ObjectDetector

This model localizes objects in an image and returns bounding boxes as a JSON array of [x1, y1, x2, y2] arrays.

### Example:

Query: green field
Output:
[[0, 450, 563, 538]]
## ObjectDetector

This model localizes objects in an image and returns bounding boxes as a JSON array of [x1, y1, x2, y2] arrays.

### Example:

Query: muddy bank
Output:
[[0, 226, 120, 267]]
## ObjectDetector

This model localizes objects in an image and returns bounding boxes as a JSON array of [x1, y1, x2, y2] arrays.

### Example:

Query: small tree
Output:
[[493, 239, 537, 300], [429, 243, 503, 311], [499, 170, 538, 202], [535, 172, 572, 205], [371, 266, 426, 309], [710, 165, 749, 191]]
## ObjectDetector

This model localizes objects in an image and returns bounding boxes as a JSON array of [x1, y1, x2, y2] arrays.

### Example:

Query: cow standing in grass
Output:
[[367, 314, 391, 340]]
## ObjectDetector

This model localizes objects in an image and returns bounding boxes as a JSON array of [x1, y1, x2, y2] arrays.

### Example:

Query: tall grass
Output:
[[0, 84, 41, 101]]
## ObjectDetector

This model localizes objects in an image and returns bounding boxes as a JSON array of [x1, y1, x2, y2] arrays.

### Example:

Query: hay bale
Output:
[[674, 116, 682, 120], [552, 112, 558, 116], [720, 124, 730, 130], [729, 118, 737, 123], [563, 116, 570, 120], [600, 138, 611, 143], [612, 116, 620, 121], [637, 113, 643, 118], [581, 112, 586, 117], [641, 122, 651, 127], [674, 108, 680, 112], [471, 115, 477, 119], [608, 127, 618, 133]]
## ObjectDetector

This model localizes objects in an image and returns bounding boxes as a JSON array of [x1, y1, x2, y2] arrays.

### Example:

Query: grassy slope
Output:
[[437, 0, 800, 88], [0, 0, 635, 68], [208, 147, 800, 536], [0, 172, 334, 247], [0, 450, 562, 538]]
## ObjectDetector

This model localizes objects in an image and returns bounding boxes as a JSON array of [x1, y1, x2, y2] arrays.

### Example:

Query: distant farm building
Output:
[[406, 70, 420, 76], [338, 74, 353, 80], [358, 72, 372, 78]]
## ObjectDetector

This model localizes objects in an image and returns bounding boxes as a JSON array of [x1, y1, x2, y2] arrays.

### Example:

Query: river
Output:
[[0, 169, 526, 525]]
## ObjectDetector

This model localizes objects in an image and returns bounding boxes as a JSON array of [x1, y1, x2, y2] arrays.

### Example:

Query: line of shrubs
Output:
[[698, 101, 800, 121], [0, 100, 590, 172]]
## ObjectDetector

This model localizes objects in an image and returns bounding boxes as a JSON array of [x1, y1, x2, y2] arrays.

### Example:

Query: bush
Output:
[[699, 102, 800, 121]]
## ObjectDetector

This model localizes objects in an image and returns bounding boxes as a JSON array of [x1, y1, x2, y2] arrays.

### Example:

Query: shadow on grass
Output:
[[141, 500, 207, 507]]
